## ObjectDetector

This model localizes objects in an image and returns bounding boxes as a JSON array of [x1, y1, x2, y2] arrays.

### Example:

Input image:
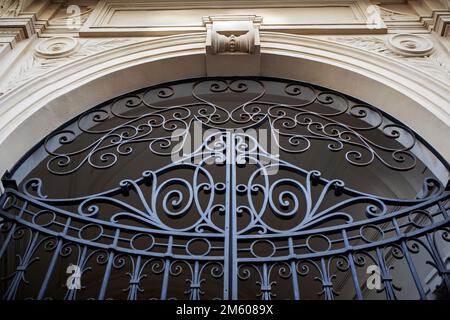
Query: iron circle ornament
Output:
[[186, 238, 212, 256], [78, 223, 104, 242], [360, 224, 385, 243], [250, 240, 277, 258], [130, 233, 156, 251], [32, 210, 57, 227], [306, 234, 332, 253]]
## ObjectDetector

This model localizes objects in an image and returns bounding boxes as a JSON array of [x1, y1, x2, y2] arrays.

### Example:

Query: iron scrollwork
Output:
[[0, 77, 449, 300], [42, 78, 418, 174]]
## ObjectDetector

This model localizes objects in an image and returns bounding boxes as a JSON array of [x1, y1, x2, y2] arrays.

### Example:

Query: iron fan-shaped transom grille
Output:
[[0, 77, 449, 300]]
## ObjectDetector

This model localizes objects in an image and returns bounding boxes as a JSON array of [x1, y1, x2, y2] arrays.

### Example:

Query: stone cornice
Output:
[[0, 1, 449, 38]]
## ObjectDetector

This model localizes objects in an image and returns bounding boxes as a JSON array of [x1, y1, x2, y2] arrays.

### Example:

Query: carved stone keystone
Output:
[[203, 15, 262, 76]]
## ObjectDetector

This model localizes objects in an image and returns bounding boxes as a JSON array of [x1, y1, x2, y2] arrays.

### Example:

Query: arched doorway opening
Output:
[[1, 77, 449, 300]]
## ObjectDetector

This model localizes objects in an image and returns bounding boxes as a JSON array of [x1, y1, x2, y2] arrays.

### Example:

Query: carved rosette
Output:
[[386, 34, 434, 57], [34, 36, 79, 59]]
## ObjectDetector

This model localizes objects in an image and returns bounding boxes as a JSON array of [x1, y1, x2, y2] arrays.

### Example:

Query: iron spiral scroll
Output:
[[0, 77, 449, 300]]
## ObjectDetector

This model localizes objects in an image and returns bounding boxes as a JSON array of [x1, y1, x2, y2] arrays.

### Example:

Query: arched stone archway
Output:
[[0, 32, 448, 184]]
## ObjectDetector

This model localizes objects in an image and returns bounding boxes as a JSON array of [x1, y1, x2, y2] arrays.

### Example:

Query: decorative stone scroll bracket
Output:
[[203, 15, 262, 76]]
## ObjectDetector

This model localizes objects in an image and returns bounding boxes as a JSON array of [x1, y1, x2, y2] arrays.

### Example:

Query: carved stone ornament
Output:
[[328, 35, 449, 84], [386, 34, 434, 57], [203, 15, 262, 54], [0, 0, 23, 17], [2, 38, 136, 95], [377, 6, 419, 21], [34, 36, 79, 59]]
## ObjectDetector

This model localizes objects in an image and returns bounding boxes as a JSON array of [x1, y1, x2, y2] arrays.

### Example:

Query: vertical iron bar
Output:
[[223, 132, 238, 299], [375, 247, 395, 300], [37, 217, 71, 300], [0, 200, 27, 260], [160, 236, 173, 300], [3, 231, 39, 300], [425, 232, 450, 293], [320, 257, 334, 300], [127, 255, 141, 300], [191, 261, 200, 300], [98, 228, 120, 300], [341, 230, 363, 300], [261, 263, 270, 300], [230, 132, 238, 299], [65, 246, 88, 301], [392, 218, 427, 299], [223, 132, 231, 300], [288, 237, 300, 300]]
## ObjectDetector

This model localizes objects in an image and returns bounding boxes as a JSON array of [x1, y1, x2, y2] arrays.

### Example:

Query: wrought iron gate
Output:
[[0, 78, 449, 300]]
